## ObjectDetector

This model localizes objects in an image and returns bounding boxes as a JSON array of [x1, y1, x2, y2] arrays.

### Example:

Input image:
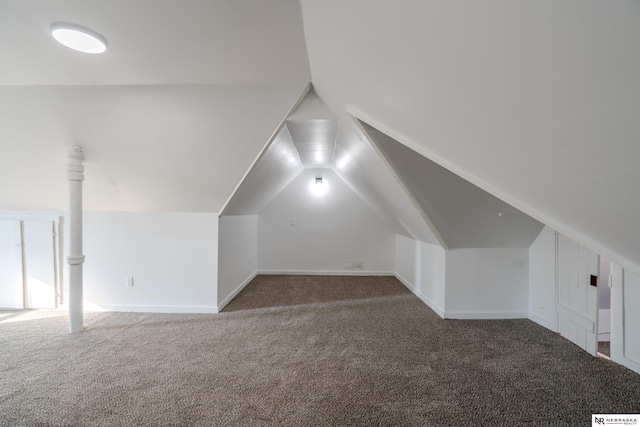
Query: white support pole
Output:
[[67, 145, 85, 334]]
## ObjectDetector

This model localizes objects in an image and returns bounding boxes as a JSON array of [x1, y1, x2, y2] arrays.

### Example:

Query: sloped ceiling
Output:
[[222, 90, 342, 216], [331, 127, 441, 245], [0, 0, 310, 85], [221, 120, 303, 216], [0, 0, 310, 212], [0, 84, 307, 212], [361, 121, 543, 248], [285, 92, 339, 168], [220, 89, 441, 248], [301, 0, 640, 271], [2, 1, 640, 270]]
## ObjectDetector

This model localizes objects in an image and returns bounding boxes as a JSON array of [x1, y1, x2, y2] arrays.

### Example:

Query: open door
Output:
[[556, 233, 599, 356]]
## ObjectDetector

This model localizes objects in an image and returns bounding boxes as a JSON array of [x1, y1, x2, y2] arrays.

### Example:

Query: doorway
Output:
[[597, 257, 612, 357]]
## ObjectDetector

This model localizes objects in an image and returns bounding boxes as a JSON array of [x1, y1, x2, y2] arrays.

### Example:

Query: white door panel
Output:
[[23, 220, 56, 309], [623, 269, 640, 365], [0, 220, 23, 309], [556, 234, 599, 356]]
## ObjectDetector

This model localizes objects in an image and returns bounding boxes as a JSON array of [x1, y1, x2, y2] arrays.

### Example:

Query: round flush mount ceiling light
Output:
[[50, 22, 107, 54]]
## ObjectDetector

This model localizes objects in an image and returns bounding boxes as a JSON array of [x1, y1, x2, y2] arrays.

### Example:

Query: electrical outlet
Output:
[[290, 218, 296, 226], [355, 261, 364, 270], [344, 261, 352, 270], [126, 276, 134, 287]]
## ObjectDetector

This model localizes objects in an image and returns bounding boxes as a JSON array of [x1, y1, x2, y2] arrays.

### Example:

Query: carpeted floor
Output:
[[1, 275, 639, 426]]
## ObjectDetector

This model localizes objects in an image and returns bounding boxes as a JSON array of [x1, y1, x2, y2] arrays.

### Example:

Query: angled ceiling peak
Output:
[[286, 90, 339, 168], [222, 87, 345, 216]]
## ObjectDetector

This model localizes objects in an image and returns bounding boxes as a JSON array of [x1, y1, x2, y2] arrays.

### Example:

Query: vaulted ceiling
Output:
[[1, 1, 639, 271]]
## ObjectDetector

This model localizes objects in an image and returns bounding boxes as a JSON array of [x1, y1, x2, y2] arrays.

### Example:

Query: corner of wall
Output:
[[216, 271, 258, 313], [393, 234, 446, 318], [527, 226, 557, 332], [395, 272, 445, 318]]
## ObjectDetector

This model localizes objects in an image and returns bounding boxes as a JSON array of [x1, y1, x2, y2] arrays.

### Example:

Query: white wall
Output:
[[445, 248, 529, 319], [218, 215, 258, 311], [258, 169, 395, 274], [528, 226, 557, 331], [394, 234, 445, 317], [83, 212, 218, 313]]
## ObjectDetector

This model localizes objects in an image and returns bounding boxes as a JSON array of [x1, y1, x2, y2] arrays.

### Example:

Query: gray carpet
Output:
[[1, 275, 639, 426]]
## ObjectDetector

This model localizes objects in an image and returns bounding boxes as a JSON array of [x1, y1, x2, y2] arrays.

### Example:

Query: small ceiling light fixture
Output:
[[50, 22, 107, 54], [309, 175, 329, 198]]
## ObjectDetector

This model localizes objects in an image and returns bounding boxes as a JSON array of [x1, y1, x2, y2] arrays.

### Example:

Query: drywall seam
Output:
[[395, 273, 445, 318], [216, 271, 258, 312]]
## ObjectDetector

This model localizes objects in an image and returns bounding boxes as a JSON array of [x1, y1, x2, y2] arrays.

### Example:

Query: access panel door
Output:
[[0, 220, 23, 309], [556, 234, 599, 356], [23, 220, 57, 309]]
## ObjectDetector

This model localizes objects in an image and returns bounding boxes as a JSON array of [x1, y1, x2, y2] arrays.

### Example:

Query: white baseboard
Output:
[[395, 273, 445, 318], [528, 312, 558, 332], [93, 305, 218, 314], [445, 311, 528, 320], [216, 271, 258, 312], [258, 270, 394, 277], [614, 355, 640, 376]]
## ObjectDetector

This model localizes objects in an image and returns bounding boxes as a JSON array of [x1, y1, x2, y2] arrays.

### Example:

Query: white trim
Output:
[[216, 271, 258, 313], [394, 273, 445, 318], [619, 355, 640, 375], [91, 305, 218, 314], [444, 311, 528, 320], [258, 270, 394, 277], [528, 312, 558, 332]]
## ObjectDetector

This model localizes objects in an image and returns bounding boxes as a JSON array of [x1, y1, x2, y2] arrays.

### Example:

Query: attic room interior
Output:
[[1, 1, 640, 425]]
